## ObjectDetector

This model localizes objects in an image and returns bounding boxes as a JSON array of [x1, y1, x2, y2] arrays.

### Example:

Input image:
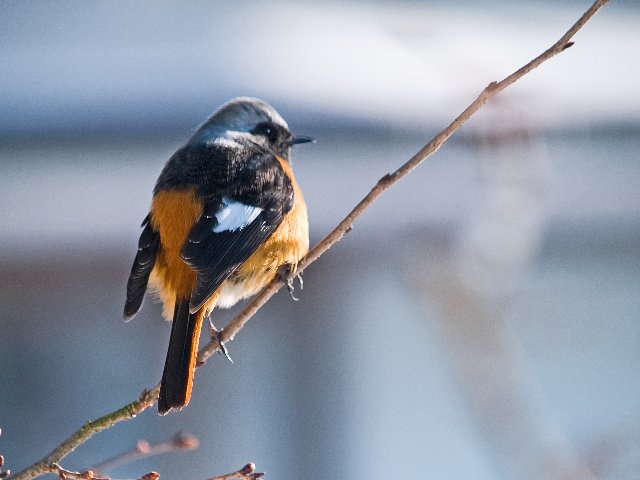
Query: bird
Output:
[[123, 97, 311, 415]]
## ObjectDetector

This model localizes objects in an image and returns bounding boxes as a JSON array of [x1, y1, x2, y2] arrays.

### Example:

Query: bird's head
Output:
[[192, 97, 313, 159]]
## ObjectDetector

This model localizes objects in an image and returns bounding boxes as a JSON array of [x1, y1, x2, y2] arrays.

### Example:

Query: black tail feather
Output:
[[158, 299, 204, 415]]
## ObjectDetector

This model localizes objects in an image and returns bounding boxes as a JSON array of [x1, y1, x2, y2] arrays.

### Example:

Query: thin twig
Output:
[[50, 464, 108, 480], [91, 433, 199, 475], [0, 454, 8, 480], [205, 463, 264, 480], [1, 428, 10, 479], [10, 1, 609, 478], [197, 0, 609, 358], [50, 464, 159, 480], [12, 388, 158, 480]]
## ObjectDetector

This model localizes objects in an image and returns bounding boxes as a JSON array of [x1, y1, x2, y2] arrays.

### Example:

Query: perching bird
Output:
[[123, 97, 311, 415]]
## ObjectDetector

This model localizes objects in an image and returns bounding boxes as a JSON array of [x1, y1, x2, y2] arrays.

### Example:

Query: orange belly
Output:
[[217, 175, 309, 308]]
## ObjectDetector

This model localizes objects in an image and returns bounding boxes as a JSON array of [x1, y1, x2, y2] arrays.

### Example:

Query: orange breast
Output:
[[149, 188, 202, 319], [217, 157, 309, 308]]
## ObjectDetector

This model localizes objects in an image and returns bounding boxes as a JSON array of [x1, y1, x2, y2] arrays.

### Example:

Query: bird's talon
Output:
[[209, 320, 233, 364], [286, 276, 299, 301], [277, 265, 300, 301], [219, 342, 234, 364], [216, 333, 233, 364]]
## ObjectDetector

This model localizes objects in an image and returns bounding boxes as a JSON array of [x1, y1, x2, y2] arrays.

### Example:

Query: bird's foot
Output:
[[279, 265, 303, 301], [207, 316, 233, 364]]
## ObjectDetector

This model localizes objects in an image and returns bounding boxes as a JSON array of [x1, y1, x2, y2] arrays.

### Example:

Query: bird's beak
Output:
[[289, 135, 315, 146]]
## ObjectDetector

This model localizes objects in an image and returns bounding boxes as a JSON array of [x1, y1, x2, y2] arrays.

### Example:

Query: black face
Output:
[[251, 121, 293, 158]]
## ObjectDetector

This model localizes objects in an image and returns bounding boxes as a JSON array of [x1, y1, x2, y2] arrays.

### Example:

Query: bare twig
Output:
[[10, 1, 609, 478], [12, 388, 158, 480], [0, 454, 9, 480], [50, 465, 159, 480], [196, 0, 609, 358], [1, 428, 10, 479], [91, 433, 199, 475], [137, 474, 160, 480], [206, 463, 264, 480], [50, 464, 108, 480]]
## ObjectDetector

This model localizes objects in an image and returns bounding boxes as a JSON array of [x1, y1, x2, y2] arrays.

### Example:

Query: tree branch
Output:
[[1, 428, 10, 479], [11, 1, 609, 478], [12, 388, 158, 480], [197, 0, 608, 358], [49, 464, 159, 480], [205, 463, 263, 480], [90, 433, 199, 476]]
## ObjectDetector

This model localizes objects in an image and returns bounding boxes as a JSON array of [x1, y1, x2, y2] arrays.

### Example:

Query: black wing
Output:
[[181, 152, 294, 314], [124, 214, 160, 320], [181, 201, 283, 313]]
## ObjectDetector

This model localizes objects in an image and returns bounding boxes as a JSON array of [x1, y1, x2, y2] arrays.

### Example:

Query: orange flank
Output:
[[221, 157, 309, 307], [149, 188, 202, 318], [150, 187, 207, 415]]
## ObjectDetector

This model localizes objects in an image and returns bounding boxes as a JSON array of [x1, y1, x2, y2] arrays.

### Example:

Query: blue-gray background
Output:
[[1, 1, 639, 479]]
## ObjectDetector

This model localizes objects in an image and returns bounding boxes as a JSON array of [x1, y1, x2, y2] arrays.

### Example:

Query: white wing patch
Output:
[[213, 197, 263, 233]]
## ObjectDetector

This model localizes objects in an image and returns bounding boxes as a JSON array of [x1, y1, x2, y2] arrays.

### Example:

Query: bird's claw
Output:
[[207, 317, 233, 364], [287, 272, 304, 301], [286, 276, 299, 301], [278, 265, 304, 301]]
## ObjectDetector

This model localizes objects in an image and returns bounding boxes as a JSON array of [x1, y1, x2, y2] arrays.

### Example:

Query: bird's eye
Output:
[[253, 122, 279, 143]]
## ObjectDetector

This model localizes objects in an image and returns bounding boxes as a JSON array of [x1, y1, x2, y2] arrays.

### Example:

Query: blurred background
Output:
[[1, 1, 639, 479]]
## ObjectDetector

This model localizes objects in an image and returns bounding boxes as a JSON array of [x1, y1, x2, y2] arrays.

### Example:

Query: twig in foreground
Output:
[[0, 455, 8, 480], [51, 464, 159, 480], [90, 433, 199, 475], [1, 428, 10, 479], [10, 1, 609, 478], [206, 463, 264, 480]]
